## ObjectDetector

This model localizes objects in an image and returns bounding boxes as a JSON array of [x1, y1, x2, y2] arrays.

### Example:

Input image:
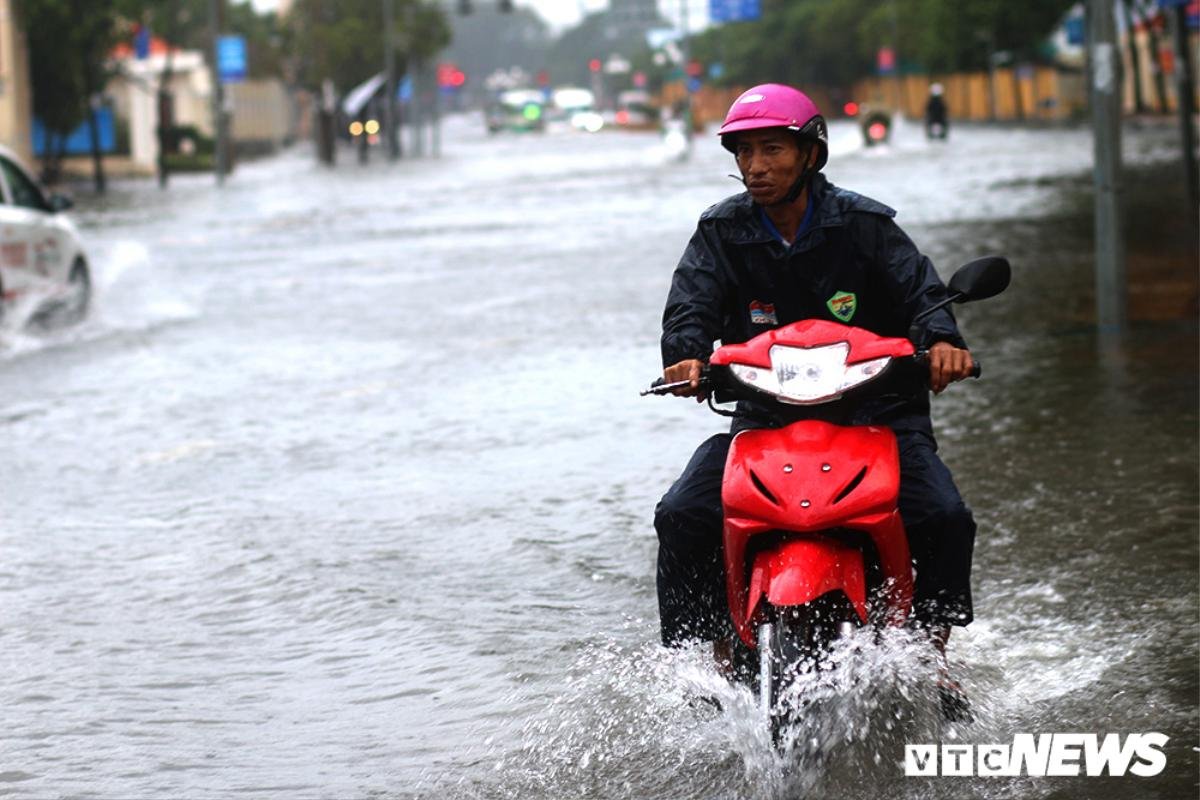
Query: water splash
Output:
[[0, 239, 198, 358], [442, 626, 991, 800]]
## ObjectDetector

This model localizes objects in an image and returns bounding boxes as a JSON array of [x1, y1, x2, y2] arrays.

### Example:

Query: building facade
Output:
[[0, 0, 34, 165]]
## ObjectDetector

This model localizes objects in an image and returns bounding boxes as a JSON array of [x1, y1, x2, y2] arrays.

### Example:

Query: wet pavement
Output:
[[0, 115, 1195, 799]]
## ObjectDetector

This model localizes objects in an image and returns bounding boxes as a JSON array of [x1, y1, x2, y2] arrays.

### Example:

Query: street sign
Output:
[[216, 35, 247, 84], [877, 46, 896, 75], [1065, 14, 1085, 46], [135, 25, 150, 59], [709, 0, 761, 23], [1156, 0, 1199, 29]]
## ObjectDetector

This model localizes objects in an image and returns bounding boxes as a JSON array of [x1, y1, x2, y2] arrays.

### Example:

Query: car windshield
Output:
[[0, 156, 48, 211]]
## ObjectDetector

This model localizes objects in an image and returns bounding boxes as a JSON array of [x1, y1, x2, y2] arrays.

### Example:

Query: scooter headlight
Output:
[[728, 342, 891, 405]]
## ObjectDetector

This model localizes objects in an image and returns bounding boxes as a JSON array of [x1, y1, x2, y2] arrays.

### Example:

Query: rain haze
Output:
[[0, 1, 1196, 799]]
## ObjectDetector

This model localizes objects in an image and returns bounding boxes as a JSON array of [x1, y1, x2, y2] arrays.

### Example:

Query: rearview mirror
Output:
[[948, 256, 1010, 302], [48, 193, 73, 213]]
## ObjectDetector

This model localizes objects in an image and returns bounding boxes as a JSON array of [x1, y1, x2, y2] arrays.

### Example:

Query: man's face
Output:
[[732, 129, 813, 206]]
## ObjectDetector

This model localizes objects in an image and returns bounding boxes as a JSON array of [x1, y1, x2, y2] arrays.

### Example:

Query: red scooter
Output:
[[645, 256, 1009, 738]]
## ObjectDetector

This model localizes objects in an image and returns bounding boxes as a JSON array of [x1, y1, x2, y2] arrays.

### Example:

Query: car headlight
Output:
[[729, 342, 891, 405]]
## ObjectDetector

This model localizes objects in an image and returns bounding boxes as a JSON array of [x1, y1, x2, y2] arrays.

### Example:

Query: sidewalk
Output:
[[1123, 160, 1199, 321], [43, 154, 156, 183]]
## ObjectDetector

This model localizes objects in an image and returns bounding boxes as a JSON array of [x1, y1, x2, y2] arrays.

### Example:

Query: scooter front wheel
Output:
[[757, 595, 859, 745]]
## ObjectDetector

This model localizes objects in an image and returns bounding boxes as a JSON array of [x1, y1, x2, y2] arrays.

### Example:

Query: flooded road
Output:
[[0, 116, 1195, 799]]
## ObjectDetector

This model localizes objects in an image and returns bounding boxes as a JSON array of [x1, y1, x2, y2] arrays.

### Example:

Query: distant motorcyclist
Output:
[[654, 83, 974, 714], [925, 82, 949, 140]]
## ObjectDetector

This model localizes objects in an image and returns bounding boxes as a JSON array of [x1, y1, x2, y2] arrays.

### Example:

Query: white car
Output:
[[0, 144, 90, 326]]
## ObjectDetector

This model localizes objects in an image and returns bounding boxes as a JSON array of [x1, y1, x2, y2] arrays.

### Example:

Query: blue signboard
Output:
[[217, 35, 247, 84], [33, 109, 117, 157], [710, 0, 761, 23], [1156, 0, 1199, 28], [1065, 15, 1085, 46], [134, 26, 151, 59]]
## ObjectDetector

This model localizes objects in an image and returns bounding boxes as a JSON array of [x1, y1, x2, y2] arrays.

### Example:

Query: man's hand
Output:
[[927, 342, 974, 394], [663, 358, 707, 400]]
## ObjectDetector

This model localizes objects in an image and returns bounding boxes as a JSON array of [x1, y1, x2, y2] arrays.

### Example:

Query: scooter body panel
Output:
[[723, 420, 914, 647], [747, 535, 867, 619]]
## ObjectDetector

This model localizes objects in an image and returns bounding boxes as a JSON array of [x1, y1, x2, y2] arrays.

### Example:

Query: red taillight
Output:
[[615, 110, 629, 125], [843, 101, 859, 116]]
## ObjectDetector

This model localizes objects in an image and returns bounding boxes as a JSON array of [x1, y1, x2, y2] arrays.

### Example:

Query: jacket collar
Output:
[[713, 173, 895, 247]]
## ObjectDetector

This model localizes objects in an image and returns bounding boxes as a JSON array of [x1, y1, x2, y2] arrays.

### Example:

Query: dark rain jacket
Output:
[[661, 173, 967, 434]]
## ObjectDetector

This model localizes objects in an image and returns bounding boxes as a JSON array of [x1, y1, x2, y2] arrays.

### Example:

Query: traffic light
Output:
[[457, 0, 472, 13], [498, 0, 513, 11]]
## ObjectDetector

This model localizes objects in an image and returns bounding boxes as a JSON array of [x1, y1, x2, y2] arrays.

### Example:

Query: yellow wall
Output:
[[0, 0, 33, 164], [664, 29, 1200, 127], [852, 66, 1087, 122]]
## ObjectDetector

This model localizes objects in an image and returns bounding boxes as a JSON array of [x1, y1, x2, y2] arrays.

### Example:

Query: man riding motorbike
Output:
[[925, 82, 949, 140], [654, 84, 975, 714]]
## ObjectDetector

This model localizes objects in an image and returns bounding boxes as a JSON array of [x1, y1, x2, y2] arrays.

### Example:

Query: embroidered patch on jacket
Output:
[[826, 291, 857, 322], [749, 301, 778, 325]]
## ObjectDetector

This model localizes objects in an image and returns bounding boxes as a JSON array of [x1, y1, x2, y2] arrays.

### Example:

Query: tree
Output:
[[20, 0, 127, 191], [687, 0, 1076, 94], [127, 0, 292, 82], [441, 4, 550, 101], [544, 8, 666, 89], [288, 0, 450, 94]]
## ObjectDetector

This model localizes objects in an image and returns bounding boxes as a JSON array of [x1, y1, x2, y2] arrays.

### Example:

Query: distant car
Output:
[[0, 145, 90, 326], [612, 90, 658, 130], [549, 87, 603, 133], [486, 89, 546, 134]]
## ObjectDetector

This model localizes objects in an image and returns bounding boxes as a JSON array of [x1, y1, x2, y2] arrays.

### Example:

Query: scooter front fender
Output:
[[745, 536, 868, 628]]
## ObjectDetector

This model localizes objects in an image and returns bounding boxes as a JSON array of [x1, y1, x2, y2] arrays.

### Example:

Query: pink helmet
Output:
[[717, 83, 828, 169]]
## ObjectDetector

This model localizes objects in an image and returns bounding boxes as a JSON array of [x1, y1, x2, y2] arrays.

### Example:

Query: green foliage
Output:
[[289, 0, 451, 92], [688, 0, 1076, 90], [130, 0, 290, 80], [544, 9, 666, 88], [20, 0, 123, 136], [441, 5, 550, 91], [905, 0, 1077, 72], [21, 0, 293, 140]]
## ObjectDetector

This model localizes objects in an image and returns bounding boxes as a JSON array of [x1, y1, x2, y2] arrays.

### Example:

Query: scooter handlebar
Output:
[[641, 366, 718, 397], [641, 377, 689, 396], [913, 351, 983, 380], [643, 354, 980, 398]]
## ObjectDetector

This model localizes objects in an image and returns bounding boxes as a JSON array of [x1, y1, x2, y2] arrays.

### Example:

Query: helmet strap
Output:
[[781, 165, 813, 205], [779, 141, 818, 205]]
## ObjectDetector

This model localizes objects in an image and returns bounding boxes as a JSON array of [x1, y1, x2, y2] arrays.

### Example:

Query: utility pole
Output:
[[411, 58, 424, 157], [1121, 0, 1147, 113], [383, 0, 400, 160], [407, 2, 423, 158], [889, 0, 908, 114], [1088, 0, 1127, 331], [209, 0, 228, 184], [679, 0, 693, 137], [1167, 2, 1199, 218], [431, 61, 441, 157]]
